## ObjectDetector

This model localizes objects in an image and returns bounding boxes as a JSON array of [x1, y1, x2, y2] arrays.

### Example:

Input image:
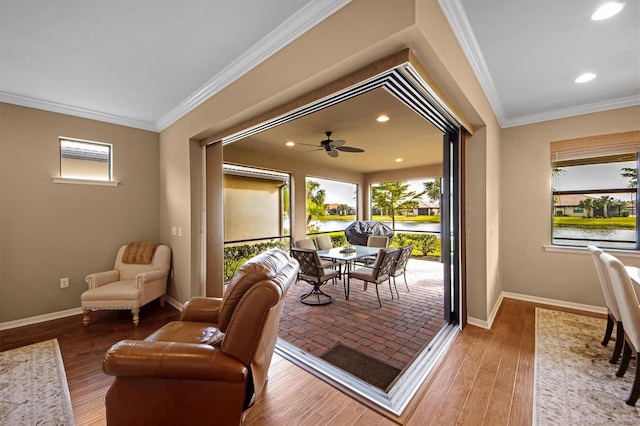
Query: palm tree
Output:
[[621, 167, 637, 188], [306, 180, 326, 228], [337, 203, 350, 216], [423, 178, 442, 203], [578, 198, 594, 218]]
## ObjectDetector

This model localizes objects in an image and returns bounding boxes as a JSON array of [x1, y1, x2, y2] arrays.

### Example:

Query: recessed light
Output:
[[395, 158, 403, 162], [285, 141, 295, 147], [575, 73, 596, 83], [592, 2, 624, 20], [376, 115, 390, 123]]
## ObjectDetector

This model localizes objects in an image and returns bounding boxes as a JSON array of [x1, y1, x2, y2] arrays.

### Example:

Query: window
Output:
[[59, 137, 112, 181], [551, 131, 640, 249], [305, 177, 357, 235]]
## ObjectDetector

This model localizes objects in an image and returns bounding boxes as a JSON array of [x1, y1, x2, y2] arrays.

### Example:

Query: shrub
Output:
[[224, 240, 289, 280]]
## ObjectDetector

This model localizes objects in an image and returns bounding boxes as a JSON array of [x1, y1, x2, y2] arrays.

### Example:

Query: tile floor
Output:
[[278, 258, 445, 373]]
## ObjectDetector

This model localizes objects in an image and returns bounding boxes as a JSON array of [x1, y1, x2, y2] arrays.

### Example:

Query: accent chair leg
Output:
[[131, 308, 140, 326], [617, 341, 632, 377], [602, 315, 614, 346], [82, 309, 91, 326], [611, 321, 625, 364], [627, 351, 640, 406], [403, 271, 409, 292]]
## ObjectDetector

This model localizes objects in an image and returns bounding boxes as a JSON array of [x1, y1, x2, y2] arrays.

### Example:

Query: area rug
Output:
[[534, 308, 639, 425], [0, 339, 75, 425], [321, 343, 400, 391]]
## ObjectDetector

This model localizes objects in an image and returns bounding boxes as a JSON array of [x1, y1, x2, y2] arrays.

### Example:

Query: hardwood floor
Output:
[[0, 298, 602, 425]]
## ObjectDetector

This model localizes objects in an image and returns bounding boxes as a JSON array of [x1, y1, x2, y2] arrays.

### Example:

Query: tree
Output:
[[578, 198, 594, 218], [306, 180, 326, 228], [621, 167, 637, 188], [423, 178, 442, 203], [371, 181, 425, 230], [593, 195, 614, 218], [337, 203, 350, 215]]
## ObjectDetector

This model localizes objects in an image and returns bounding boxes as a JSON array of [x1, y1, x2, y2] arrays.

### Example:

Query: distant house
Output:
[[406, 200, 440, 216], [554, 194, 594, 217], [326, 203, 354, 215]]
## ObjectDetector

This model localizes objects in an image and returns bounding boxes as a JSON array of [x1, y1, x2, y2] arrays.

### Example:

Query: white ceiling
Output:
[[1, 0, 638, 133], [442, 0, 640, 127]]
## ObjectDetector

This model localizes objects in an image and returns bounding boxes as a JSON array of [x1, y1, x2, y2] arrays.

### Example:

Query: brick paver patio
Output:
[[278, 258, 445, 373]]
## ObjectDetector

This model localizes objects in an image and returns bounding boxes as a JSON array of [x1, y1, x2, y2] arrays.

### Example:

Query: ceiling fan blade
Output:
[[327, 149, 339, 158], [335, 146, 365, 153], [330, 139, 345, 147], [298, 142, 322, 147]]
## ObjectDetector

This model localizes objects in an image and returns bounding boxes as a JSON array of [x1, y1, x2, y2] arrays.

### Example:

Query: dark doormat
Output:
[[320, 343, 401, 391]]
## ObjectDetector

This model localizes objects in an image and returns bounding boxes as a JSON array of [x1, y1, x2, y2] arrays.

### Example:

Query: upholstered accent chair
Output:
[[600, 252, 640, 406], [587, 245, 624, 363], [102, 248, 299, 425], [81, 242, 171, 326], [349, 248, 400, 307]]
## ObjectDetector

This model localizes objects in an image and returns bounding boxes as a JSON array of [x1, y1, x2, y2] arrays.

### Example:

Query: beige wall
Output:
[[0, 103, 160, 322], [158, 0, 504, 324], [501, 106, 640, 307]]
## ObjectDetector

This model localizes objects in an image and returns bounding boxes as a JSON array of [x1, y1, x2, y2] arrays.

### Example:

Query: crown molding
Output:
[[438, 0, 508, 126], [0, 91, 157, 131], [502, 95, 640, 128], [154, 0, 351, 132]]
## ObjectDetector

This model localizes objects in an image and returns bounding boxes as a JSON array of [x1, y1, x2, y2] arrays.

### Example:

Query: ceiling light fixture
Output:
[[591, 2, 624, 20], [376, 115, 390, 122], [395, 158, 403, 162], [285, 141, 295, 147], [575, 73, 596, 83]]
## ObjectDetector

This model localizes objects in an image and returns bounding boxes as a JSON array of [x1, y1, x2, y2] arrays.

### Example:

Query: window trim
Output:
[[58, 136, 115, 183], [551, 149, 639, 250]]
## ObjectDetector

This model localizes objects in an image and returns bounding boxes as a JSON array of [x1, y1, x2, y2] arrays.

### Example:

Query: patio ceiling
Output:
[[228, 87, 444, 175]]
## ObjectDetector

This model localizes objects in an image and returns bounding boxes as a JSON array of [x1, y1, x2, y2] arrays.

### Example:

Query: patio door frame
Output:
[[204, 48, 472, 420]]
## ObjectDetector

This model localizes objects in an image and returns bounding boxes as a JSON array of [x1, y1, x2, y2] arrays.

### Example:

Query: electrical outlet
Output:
[[60, 277, 69, 288]]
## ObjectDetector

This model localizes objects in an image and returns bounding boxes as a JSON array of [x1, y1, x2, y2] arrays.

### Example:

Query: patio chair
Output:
[[392, 245, 413, 292], [294, 238, 338, 273], [358, 235, 390, 266], [587, 245, 624, 363], [314, 235, 333, 250], [348, 248, 400, 307], [290, 248, 340, 305], [600, 252, 640, 406]]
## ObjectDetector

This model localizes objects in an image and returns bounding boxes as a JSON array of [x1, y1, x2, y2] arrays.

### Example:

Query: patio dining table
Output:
[[316, 245, 383, 300]]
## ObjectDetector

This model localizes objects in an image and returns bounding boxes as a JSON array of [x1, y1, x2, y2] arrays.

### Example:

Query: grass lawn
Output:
[[553, 216, 635, 229]]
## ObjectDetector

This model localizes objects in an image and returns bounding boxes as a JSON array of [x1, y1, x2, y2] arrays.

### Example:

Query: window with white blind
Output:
[[551, 131, 640, 249]]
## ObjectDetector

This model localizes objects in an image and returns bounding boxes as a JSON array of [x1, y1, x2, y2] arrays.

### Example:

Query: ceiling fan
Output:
[[301, 131, 365, 158]]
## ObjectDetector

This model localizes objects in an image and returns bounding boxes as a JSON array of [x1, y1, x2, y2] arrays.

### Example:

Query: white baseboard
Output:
[[0, 296, 185, 331], [466, 291, 606, 330], [501, 291, 607, 315], [0, 307, 83, 331], [164, 295, 184, 311]]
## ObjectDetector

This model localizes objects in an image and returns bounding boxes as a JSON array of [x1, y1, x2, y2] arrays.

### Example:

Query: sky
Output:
[[554, 161, 635, 192], [310, 177, 433, 205]]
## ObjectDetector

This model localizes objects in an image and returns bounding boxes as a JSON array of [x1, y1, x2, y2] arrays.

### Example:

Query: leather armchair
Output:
[[81, 243, 171, 325], [102, 248, 299, 426]]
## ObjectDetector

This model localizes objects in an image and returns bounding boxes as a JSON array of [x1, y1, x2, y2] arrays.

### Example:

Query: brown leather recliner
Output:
[[102, 248, 299, 426]]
